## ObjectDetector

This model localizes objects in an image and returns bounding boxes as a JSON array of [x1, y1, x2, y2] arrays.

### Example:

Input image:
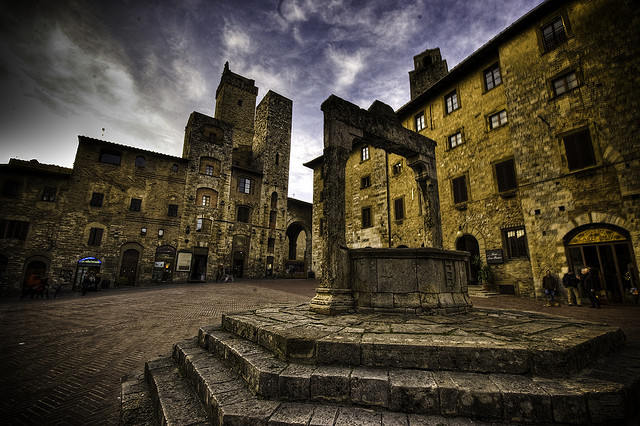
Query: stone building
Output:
[[0, 64, 312, 294], [306, 0, 639, 302]]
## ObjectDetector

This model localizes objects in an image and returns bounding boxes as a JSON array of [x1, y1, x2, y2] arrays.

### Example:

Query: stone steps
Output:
[[121, 303, 640, 424]]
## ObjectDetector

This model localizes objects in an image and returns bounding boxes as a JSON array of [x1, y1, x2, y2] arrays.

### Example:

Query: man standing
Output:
[[542, 271, 557, 307], [581, 267, 601, 308], [563, 269, 582, 306]]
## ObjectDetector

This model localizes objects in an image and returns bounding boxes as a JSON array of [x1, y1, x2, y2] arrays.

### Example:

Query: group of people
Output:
[[215, 265, 234, 283], [20, 274, 64, 300], [542, 267, 601, 308]]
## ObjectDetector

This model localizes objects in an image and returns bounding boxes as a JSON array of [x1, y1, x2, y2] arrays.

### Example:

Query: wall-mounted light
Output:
[[185, 226, 191, 235], [141, 227, 147, 236], [455, 226, 463, 238], [158, 229, 164, 238]]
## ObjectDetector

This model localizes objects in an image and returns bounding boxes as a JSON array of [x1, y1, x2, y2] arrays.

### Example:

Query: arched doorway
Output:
[[285, 222, 307, 278], [564, 224, 637, 303], [119, 249, 139, 286], [456, 234, 480, 285]]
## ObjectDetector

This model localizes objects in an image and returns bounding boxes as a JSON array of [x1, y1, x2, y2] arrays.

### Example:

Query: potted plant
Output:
[[472, 255, 495, 291]]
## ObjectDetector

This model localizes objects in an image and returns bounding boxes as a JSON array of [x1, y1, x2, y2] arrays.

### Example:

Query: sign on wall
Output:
[[176, 252, 192, 272], [486, 249, 504, 264]]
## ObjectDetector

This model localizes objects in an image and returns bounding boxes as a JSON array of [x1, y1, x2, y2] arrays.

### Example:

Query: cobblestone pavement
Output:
[[1, 280, 639, 425]]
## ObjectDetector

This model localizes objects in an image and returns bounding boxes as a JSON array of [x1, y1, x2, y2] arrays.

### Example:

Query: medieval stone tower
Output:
[[181, 63, 292, 279], [408, 48, 448, 100]]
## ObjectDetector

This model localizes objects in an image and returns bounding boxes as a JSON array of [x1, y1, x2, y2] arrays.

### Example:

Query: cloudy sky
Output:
[[0, 0, 545, 202]]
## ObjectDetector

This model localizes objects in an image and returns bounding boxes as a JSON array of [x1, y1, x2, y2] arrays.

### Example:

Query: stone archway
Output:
[[310, 95, 465, 314]]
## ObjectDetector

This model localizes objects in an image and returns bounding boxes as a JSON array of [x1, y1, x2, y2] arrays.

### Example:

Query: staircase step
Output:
[[188, 326, 637, 423], [145, 355, 210, 425]]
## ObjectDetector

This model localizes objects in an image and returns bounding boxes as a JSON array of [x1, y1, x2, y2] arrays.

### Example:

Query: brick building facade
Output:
[[307, 0, 639, 302], [0, 64, 312, 294]]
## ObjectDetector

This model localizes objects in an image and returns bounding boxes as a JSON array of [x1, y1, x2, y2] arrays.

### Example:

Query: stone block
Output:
[[308, 405, 339, 426], [268, 402, 315, 426], [416, 258, 442, 294], [419, 293, 439, 310], [316, 332, 362, 365], [371, 292, 394, 308], [310, 365, 351, 403], [352, 257, 378, 293], [242, 353, 287, 397], [431, 371, 459, 417], [394, 292, 421, 308], [532, 377, 588, 424], [447, 371, 502, 420], [389, 369, 439, 414], [350, 367, 390, 407], [377, 258, 417, 293], [334, 407, 381, 425], [490, 374, 553, 423], [361, 333, 426, 368], [279, 363, 315, 401], [218, 398, 280, 425]]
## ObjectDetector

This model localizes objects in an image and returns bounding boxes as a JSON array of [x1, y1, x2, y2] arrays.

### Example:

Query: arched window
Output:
[[195, 188, 218, 207], [199, 157, 221, 176], [135, 156, 146, 167]]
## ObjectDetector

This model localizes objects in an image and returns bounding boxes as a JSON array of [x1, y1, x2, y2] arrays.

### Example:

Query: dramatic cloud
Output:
[[0, 0, 546, 202]]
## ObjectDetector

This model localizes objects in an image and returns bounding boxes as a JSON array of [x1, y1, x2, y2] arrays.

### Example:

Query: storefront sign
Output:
[[154, 261, 165, 268], [486, 249, 504, 264], [176, 252, 192, 272], [569, 228, 626, 245], [78, 257, 102, 265]]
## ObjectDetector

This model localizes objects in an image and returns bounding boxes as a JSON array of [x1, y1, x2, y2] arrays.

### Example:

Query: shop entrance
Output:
[[74, 257, 102, 290], [153, 245, 176, 283], [190, 247, 208, 282], [564, 224, 638, 304], [233, 252, 244, 278], [119, 249, 139, 286], [456, 234, 480, 285]]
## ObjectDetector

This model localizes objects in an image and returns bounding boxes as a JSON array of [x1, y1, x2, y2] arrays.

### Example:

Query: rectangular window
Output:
[[238, 177, 251, 194], [168, 204, 178, 217], [237, 206, 250, 223], [129, 198, 142, 212], [360, 175, 371, 189], [196, 218, 211, 233], [392, 161, 403, 176], [205, 165, 214, 176], [88, 228, 103, 246], [361, 146, 370, 161], [495, 158, 518, 193], [541, 16, 567, 51], [99, 150, 121, 165], [90, 192, 104, 207], [489, 110, 508, 129], [269, 210, 277, 229], [202, 195, 210, 207], [448, 132, 463, 149], [361, 207, 372, 229], [41, 186, 57, 202], [452, 175, 468, 204], [268, 237, 275, 252], [553, 71, 578, 96], [0, 219, 29, 240], [484, 63, 502, 91], [415, 112, 425, 131], [445, 90, 459, 114], [394, 197, 405, 221], [563, 129, 596, 171], [2, 181, 19, 197], [504, 227, 528, 258]]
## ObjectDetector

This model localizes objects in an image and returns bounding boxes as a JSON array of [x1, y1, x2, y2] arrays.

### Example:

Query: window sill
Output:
[[453, 203, 468, 211], [499, 190, 517, 199]]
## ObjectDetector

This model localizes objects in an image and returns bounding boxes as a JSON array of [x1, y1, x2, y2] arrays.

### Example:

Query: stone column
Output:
[[309, 144, 355, 314], [407, 155, 442, 248]]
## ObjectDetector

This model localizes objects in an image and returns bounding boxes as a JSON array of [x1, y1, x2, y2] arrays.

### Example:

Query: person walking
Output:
[[563, 269, 582, 306], [581, 267, 601, 308], [542, 270, 557, 307]]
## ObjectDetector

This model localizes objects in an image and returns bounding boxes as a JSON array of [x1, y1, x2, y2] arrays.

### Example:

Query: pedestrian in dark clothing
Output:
[[581, 267, 601, 308], [563, 269, 582, 306], [542, 271, 557, 306]]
